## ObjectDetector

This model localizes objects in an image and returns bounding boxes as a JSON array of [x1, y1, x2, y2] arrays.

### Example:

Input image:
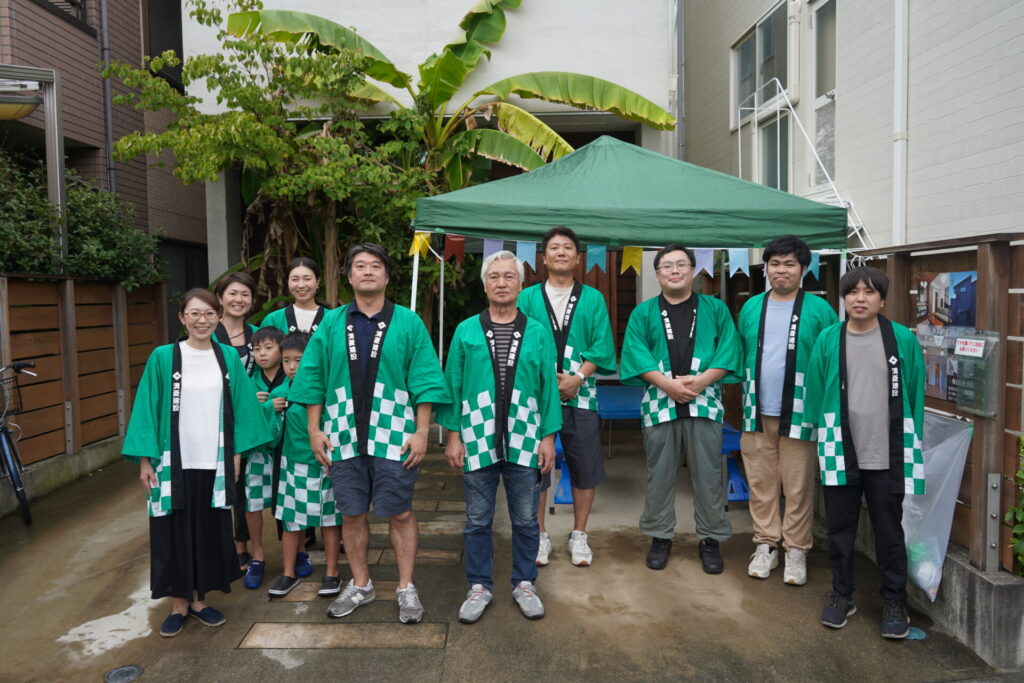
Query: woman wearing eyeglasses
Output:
[[122, 289, 271, 637]]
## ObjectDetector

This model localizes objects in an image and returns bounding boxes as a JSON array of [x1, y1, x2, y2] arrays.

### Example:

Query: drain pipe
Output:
[[99, 0, 116, 193], [891, 0, 909, 246], [675, 0, 685, 160]]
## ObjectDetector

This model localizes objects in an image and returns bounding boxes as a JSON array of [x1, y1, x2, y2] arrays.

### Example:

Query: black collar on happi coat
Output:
[[658, 293, 699, 413], [753, 289, 805, 434], [540, 280, 583, 374], [214, 321, 255, 375], [346, 300, 395, 457], [480, 309, 528, 462], [285, 304, 325, 334]]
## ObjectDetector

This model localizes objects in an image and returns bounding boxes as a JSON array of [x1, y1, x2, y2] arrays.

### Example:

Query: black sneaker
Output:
[[698, 538, 724, 574], [319, 575, 342, 596], [646, 537, 672, 570], [268, 575, 300, 597], [880, 599, 910, 639], [821, 591, 857, 628]]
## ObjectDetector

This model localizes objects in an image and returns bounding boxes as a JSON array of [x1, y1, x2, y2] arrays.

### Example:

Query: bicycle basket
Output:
[[0, 375, 22, 415]]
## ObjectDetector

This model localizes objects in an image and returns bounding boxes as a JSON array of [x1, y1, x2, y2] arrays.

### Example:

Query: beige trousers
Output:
[[739, 415, 816, 551]]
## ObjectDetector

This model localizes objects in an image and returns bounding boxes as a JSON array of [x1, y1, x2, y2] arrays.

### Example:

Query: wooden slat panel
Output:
[[127, 321, 156, 345], [18, 429, 65, 465], [81, 414, 118, 445], [16, 356, 63, 386], [130, 364, 145, 386], [950, 504, 972, 549], [127, 287, 155, 304], [129, 344, 153, 365], [77, 348, 116, 375], [11, 330, 60, 358], [1001, 524, 1013, 572], [76, 326, 115, 352], [15, 404, 64, 439], [126, 301, 157, 324], [79, 370, 116, 398], [8, 305, 59, 331], [7, 280, 59, 306], [75, 304, 113, 328], [80, 393, 117, 422], [20, 380, 63, 411], [74, 282, 113, 304]]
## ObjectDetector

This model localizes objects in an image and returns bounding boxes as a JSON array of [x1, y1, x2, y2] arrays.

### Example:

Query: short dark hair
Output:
[[279, 331, 310, 354], [251, 326, 284, 348], [180, 288, 221, 316], [344, 243, 392, 279], [213, 271, 256, 299], [839, 266, 889, 301], [762, 236, 811, 267], [653, 243, 696, 271], [288, 257, 321, 281], [541, 226, 580, 253]]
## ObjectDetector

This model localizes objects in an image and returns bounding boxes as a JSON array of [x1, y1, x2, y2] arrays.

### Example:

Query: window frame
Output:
[[730, 1, 790, 131]]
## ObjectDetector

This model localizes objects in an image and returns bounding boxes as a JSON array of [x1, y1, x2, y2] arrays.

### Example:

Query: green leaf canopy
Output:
[[413, 136, 848, 248]]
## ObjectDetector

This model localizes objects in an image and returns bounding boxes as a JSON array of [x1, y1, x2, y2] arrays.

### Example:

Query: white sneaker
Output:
[[458, 584, 493, 624], [747, 544, 778, 579], [535, 532, 551, 566], [784, 548, 808, 586], [568, 530, 593, 567]]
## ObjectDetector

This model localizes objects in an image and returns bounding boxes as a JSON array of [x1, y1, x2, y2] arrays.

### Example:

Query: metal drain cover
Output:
[[104, 665, 144, 683]]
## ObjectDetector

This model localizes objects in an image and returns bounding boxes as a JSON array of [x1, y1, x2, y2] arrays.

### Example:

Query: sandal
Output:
[[238, 551, 252, 571]]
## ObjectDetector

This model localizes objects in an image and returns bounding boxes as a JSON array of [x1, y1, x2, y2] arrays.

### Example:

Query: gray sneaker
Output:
[[397, 583, 424, 624], [512, 581, 545, 620], [326, 579, 375, 618], [458, 584, 493, 624]]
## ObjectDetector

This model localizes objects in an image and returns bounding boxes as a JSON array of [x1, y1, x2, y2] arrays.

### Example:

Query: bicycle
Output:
[[1, 360, 37, 525]]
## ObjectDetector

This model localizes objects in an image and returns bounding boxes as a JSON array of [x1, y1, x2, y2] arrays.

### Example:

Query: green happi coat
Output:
[[805, 317, 926, 494], [261, 304, 327, 334], [620, 293, 741, 426], [288, 302, 449, 462], [517, 282, 617, 411], [213, 322, 258, 375], [122, 342, 272, 517], [737, 290, 838, 439], [439, 313, 563, 472]]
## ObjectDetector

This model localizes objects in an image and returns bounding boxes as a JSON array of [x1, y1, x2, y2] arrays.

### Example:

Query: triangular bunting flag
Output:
[[586, 244, 607, 272], [805, 251, 820, 280], [443, 234, 466, 262], [516, 240, 537, 270], [728, 248, 749, 277], [483, 239, 503, 259], [695, 248, 714, 277], [620, 246, 643, 275], [408, 232, 431, 259]]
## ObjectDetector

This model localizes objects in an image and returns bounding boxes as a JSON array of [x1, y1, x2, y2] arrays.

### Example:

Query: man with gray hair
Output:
[[439, 250, 561, 623]]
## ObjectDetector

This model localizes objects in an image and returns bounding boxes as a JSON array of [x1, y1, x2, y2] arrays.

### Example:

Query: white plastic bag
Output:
[[902, 412, 973, 601]]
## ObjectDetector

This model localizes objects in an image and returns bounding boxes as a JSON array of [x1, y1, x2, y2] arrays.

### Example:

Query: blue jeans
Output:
[[463, 461, 541, 590]]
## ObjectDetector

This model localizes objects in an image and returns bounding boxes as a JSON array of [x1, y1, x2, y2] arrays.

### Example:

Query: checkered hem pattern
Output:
[[562, 344, 597, 412], [506, 389, 541, 468], [641, 362, 678, 428], [149, 449, 174, 517], [275, 459, 340, 531], [902, 418, 926, 494], [742, 367, 757, 432], [324, 385, 357, 461], [367, 382, 416, 461], [817, 412, 848, 486], [245, 451, 275, 512], [461, 390, 497, 472], [743, 368, 815, 440]]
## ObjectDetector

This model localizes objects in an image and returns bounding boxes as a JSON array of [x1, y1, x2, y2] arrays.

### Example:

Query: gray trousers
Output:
[[640, 417, 732, 542]]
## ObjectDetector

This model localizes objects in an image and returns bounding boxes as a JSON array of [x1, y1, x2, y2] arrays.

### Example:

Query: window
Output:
[[761, 115, 789, 192], [813, 0, 837, 186], [147, 0, 184, 91], [733, 3, 789, 121], [50, 0, 87, 22]]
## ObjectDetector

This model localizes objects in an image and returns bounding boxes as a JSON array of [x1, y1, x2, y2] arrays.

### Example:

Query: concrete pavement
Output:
[[0, 430, 1007, 682]]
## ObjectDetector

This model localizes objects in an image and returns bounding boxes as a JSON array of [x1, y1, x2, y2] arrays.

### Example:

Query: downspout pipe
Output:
[[100, 0, 116, 193], [892, 0, 909, 246], [675, 0, 685, 160]]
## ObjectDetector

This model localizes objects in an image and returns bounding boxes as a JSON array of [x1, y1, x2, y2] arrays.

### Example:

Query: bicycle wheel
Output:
[[0, 429, 31, 525]]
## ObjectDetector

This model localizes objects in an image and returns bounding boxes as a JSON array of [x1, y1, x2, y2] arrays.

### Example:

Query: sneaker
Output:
[[646, 537, 672, 570], [187, 606, 226, 627], [295, 552, 313, 578], [536, 532, 551, 566], [243, 559, 265, 589], [327, 580, 376, 618], [698, 538, 724, 574], [783, 548, 808, 586], [458, 584, 493, 624], [568, 531, 593, 567], [159, 612, 186, 637], [397, 583, 424, 624], [318, 576, 342, 596], [747, 544, 778, 579], [512, 581, 545, 620], [267, 575, 300, 597], [821, 591, 857, 629], [880, 599, 910, 639]]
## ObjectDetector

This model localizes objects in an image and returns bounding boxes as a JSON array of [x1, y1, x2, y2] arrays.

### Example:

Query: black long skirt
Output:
[[149, 469, 242, 600]]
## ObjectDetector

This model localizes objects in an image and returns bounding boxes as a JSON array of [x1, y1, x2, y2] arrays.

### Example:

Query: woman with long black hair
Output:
[[260, 257, 329, 335]]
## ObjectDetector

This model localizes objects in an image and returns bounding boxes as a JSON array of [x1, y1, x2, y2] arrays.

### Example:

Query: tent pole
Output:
[[438, 252, 445, 445], [410, 248, 420, 312]]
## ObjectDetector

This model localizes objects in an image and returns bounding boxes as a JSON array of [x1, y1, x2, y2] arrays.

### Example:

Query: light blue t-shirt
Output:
[[759, 298, 795, 416]]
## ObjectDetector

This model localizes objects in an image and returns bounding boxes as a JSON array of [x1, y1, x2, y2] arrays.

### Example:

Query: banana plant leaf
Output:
[[452, 128, 545, 171], [485, 102, 573, 162], [418, 50, 470, 113]]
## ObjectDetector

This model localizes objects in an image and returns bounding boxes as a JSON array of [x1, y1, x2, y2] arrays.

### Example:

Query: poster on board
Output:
[[915, 271, 977, 402]]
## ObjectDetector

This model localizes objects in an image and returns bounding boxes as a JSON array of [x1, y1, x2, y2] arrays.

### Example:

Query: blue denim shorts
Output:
[[328, 456, 418, 517]]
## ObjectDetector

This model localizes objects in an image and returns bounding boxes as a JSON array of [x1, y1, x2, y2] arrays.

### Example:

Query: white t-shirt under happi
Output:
[[178, 342, 223, 470], [544, 282, 574, 329]]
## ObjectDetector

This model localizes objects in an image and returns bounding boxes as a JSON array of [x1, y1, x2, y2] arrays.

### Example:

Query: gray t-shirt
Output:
[[759, 298, 795, 416], [845, 326, 890, 470]]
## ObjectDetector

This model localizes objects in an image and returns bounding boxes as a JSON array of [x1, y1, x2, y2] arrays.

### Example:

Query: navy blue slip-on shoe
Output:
[[159, 612, 187, 637], [295, 552, 313, 578], [244, 559, 266, 589], [187, 606, 226, 627]]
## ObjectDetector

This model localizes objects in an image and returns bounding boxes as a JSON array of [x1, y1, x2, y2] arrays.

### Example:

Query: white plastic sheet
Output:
[[902, 412, 973, 601]]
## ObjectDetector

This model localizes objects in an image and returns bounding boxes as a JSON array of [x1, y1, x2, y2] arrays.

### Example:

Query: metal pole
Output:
[[410, 247, 420, 312], [438, 250, 445, 445], [42, 74, 67, 262], [99, 0, 116, 193]]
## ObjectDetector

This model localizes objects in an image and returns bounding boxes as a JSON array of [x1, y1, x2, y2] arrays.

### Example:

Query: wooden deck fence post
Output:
[[0, 277, 10, 369], [112, 285, 129, 436], [57, 279, 81, 455]]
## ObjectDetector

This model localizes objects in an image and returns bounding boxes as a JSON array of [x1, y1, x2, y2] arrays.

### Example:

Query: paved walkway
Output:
[[0, 431, 1007, 682]]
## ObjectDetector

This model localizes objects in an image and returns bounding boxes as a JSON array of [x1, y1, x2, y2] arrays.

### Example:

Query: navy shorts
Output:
[[541, 406, 606, 491], [329, 456, 418, 517]]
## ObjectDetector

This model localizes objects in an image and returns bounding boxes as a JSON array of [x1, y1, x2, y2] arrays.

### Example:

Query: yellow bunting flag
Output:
[[621, 246, 643, 275], [408, 232, 431, 259]]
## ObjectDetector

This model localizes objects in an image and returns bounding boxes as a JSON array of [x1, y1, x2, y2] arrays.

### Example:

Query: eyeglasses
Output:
[[183, 309, 219, 321], [658, 261, 693, 273]]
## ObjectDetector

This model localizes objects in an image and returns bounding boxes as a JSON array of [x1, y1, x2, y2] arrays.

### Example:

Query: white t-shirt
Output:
[[294, 306, 319, 332], [544, 282, 574, 329], [178, 342, 223, 470]]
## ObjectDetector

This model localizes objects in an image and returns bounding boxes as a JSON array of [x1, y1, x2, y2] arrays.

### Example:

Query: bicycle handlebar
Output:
[[11, 361, 35, 371]]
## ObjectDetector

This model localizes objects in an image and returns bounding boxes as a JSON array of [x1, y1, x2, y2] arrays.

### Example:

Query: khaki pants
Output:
[[739, 416, 816, 551]]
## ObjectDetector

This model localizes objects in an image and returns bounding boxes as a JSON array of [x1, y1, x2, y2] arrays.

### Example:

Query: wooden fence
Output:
[[0, 275, 167, 465]]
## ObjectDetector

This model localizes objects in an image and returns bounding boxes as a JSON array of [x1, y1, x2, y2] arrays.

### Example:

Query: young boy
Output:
[[267, 332, 343, 598], [806, 267, 925, 639], [241, 327, 287, 589]]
